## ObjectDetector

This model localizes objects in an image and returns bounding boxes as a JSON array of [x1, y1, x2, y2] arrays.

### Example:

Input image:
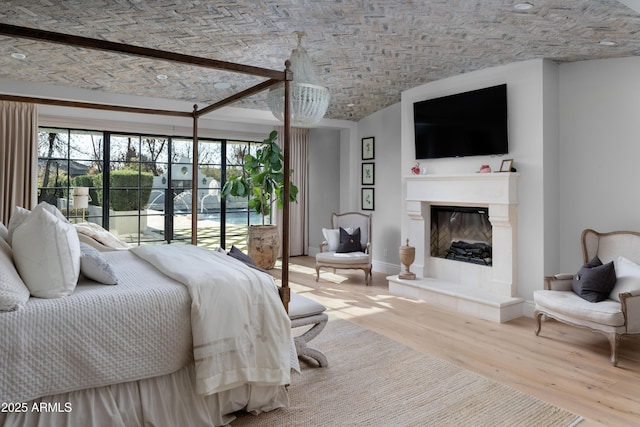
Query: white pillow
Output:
[[74, 222, 131, 250], [7, 206, 30, 246], [12, 203, 81, 298], [0, 238, 30, 311], [79, 243, 118, 285], [322, 228, 340, 251], [611, 256, 640, 301]]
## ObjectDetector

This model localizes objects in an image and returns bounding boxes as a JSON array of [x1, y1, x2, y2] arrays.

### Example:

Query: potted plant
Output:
[[221, 130, 298, 269]]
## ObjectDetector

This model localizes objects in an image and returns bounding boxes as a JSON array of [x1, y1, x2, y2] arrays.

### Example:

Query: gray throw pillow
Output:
[[228, 245, 256, 266], [79, 243, 118, 285], [227, 245, 269, 273], [337, 227, 362, 253], [572, 256, 616, 302]]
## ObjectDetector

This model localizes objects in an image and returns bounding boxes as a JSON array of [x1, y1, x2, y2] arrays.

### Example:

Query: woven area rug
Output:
[[232, 319, 583, 426]]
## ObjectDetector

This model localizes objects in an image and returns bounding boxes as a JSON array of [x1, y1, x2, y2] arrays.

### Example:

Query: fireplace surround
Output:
[[388, 173, 524, 322]]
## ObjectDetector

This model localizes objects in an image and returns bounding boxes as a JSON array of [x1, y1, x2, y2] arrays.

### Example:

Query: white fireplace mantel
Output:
[[405, 172, 519, 206], [389, 172, 523, 323]]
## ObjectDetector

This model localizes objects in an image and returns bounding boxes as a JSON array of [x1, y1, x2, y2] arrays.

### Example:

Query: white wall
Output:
[[558, 57, 640, 271], [355, 56, 640, 316], [542, 60, 561, 279], [308, 128, 341, 252], [397, 59, 551, 314], [356, 103, 402, 273], [351, 56, 640, 316]]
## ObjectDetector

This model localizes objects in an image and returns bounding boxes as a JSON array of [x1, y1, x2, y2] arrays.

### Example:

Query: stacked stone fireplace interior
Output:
[[388, 173, 523, 322]]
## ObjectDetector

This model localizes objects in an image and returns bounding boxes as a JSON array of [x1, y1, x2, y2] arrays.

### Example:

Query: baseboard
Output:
[[522, 299, 536, 318], [373, 260, 401, 275]]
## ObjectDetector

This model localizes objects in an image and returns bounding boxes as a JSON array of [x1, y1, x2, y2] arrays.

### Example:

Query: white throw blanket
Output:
[[131, 245, 292, 395]]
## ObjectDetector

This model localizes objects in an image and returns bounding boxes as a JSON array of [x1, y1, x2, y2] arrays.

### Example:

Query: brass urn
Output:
[[399, 238, 416, 280]]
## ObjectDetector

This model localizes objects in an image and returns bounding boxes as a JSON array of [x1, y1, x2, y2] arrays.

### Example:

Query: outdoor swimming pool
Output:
[[202, 210, 266, 225]]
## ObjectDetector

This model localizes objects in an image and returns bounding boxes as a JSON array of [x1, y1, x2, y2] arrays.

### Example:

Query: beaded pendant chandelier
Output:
[[268, 31, 330, 126]]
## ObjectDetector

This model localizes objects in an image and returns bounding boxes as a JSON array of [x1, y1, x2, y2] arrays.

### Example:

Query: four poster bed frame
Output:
[[0, 23, 293, 310]]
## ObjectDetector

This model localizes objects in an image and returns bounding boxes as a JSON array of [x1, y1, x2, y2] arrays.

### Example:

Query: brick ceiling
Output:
[[0, 1, 639, 122]]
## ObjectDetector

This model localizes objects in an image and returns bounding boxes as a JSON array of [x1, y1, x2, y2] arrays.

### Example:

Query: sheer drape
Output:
[[0, 101, 38, 225], [276, 127, 308, 256]]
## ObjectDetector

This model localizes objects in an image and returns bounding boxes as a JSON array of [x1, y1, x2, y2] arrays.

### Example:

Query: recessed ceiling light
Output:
[[10, 53, 26, 60], [346, 103, 355, 107], [156, 74, 168, 80], [213, 82, 231, 89], [513, 2, 533, 10], [599, 40, 618, 46]]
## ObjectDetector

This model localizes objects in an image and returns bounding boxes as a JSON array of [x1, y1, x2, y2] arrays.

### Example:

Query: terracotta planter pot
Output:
[[247, 225, 280, 270]]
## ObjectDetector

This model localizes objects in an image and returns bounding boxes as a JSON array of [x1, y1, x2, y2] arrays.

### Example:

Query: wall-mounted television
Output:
[[413, 84, 508, 159]]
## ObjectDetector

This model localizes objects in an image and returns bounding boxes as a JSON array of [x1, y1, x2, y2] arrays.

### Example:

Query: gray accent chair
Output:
[[534, 229, 640, 366], [315, 212, 372, 285]]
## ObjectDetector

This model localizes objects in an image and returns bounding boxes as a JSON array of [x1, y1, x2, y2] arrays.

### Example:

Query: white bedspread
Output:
[[0, 251, 193, 403], [131, 245, 292, 395]]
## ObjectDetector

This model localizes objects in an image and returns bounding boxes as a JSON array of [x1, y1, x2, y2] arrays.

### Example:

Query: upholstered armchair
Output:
[[534, 229, 640, 366], [315, 212, 372, 285]]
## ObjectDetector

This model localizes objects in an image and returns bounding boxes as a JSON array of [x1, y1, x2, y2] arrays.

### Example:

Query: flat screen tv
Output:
[[413, 84, 508, 159]]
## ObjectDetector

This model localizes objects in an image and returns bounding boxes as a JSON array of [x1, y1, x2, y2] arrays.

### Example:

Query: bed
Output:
[[0, 204, 295, 426], [0, 24, 297, 426]]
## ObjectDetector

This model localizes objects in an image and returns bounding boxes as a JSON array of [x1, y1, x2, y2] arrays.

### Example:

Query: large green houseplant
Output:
[[221, 130, 298, 269]]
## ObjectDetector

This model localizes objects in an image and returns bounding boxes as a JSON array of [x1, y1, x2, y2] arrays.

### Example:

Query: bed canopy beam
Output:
[[0, 23, 293, 311], [194, 78, 283, 117], [0, 94, 193, 117], [0, 23, 285, 81]]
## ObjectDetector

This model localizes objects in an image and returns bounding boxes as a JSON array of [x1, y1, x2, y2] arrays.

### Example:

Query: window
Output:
[[109, 134, 168, 245], [37, 128, 103, 224], [37, 126, 263, 250]]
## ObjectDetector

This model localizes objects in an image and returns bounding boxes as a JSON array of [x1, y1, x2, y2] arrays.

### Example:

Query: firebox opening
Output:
[[430, 205, 492, 266]]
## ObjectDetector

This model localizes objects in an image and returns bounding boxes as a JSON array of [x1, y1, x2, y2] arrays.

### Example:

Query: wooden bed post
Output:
[[192, 104, 199, 245], [280, 60, 293, 313]]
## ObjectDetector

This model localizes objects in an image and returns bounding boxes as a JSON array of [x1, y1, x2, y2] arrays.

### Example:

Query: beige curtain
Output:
[[276, 126, 308, 256], [0, 101, 38, 225]]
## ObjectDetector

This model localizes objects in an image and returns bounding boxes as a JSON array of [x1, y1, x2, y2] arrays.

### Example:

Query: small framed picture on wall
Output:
[[361, 162, 375, 185], [362, 137, 375, 160], [362, 188, 374, 211]]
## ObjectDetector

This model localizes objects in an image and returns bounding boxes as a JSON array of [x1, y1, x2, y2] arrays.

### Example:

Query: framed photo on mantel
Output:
[[362, 137, 375, 160], [499, 159, 513, 172]]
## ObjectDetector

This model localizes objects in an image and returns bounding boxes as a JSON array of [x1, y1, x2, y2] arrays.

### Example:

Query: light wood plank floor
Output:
[[273, 257, 640, 427]]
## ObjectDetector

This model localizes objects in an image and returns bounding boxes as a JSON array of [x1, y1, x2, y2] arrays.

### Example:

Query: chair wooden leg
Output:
[[364, 268, 371, 285], [315, 266, 320, 282], [534, 310, 544, 336], [535, 310, 623, 367], [608, 333, 621, 367]]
